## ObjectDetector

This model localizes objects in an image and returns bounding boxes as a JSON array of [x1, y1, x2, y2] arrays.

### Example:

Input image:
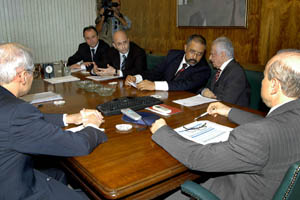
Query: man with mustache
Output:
[[125, 34, 211, 93]]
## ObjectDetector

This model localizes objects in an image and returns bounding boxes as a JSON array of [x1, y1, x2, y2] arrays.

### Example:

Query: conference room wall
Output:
[[122, 0, 300, 67]]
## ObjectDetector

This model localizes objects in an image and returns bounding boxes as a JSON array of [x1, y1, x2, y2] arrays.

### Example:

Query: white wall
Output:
[[0, 0, 97, 63]]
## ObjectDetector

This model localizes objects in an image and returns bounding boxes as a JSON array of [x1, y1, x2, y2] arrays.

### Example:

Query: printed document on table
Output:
[[173, 94, 217, 107], [43, 76, 80, 84], [175, 120, 232, 145], [86, 75, 122, 81], [20, 91, 63, 104]]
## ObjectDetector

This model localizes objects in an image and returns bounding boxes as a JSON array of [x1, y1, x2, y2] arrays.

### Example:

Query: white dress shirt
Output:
[[134, 55, 190, 91]]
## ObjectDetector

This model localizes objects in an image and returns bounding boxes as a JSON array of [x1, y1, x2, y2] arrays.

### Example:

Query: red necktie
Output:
[[214, 69, 222, 82], [174, 63, 188, 80]]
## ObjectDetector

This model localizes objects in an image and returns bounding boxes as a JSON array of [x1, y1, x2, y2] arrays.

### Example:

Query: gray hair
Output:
[[212, 37, 234, 59], [268, 52, 300, 98], [0, 43, 34, 84], [277, 49, 300, 54]]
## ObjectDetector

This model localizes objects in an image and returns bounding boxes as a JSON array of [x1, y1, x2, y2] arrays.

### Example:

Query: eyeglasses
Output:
[[182, 122, 207, 131], [188, 49, 203, 57]]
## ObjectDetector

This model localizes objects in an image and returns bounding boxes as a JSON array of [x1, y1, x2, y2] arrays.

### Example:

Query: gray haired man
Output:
[[201, 36, 250, 107]]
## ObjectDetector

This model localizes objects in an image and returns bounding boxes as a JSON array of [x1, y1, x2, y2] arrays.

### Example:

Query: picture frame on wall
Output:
[[177, 0, 248, 27]]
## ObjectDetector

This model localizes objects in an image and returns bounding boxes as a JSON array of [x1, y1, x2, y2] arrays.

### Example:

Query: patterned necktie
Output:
[[174, 63, 188, 80], [91, 49, 95, 61], [121, 54, 127, 70], [214, 69, 222, 82]]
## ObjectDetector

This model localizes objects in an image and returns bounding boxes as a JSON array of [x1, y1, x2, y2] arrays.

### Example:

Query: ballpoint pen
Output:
[[194, 111, 208, 121]]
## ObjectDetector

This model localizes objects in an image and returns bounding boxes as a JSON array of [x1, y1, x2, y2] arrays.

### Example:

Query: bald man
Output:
[[93, 30, 146, 77], [151, 52, 300, 199]]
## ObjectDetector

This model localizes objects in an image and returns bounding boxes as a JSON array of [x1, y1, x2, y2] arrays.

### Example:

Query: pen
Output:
[[194, 111, 208, 121]]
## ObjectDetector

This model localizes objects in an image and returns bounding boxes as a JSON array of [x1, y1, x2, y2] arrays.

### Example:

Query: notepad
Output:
[[20, 91, 63, 104], [86, 75, 122, 81], [173, 94, 218, 107], [43, 75, 80, 84], [175, 120, 232, 145]]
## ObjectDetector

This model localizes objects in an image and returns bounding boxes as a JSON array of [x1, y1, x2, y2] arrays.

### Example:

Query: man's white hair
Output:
[[0, 43, 34, 84], [213, 36, 234, 59]]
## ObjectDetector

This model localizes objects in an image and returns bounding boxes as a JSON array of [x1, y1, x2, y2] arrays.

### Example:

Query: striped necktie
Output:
[[214, 69, 222, 82], [121, 54, 127, 70], [91, 49, 95, 61]]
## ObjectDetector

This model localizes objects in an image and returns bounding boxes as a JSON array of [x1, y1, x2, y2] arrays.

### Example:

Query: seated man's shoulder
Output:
[[129, 42, 145, 54], [98, 39, 110, 49], [79, 42, 89, 49], [166, 49, 184, 58], [228, 60, 247, 74]]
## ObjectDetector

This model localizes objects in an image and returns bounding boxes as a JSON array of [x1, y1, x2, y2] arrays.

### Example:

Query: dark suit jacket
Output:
[[208, 59, 250, 107], [103, 41, 147, 77], [142, 50, 211, 92], [67, 40, 109, 71], [0, 86, 107, 200], [152, 99, 300, 200]]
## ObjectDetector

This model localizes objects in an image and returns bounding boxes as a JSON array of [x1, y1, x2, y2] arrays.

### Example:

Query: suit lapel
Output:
[[169, 54, 184, 80]]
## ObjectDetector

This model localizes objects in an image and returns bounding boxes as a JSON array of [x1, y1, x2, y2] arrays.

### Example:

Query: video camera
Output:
[[101, 0, 119, 18]]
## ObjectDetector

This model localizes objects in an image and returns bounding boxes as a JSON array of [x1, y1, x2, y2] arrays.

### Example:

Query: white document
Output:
[[86, 75, 122, 81], [43, 75, 80, 84], [173, 94, 217, 107], [128, 81, 137, 88], [67, 125, 104, 132], [20, 91, 63, 104], [71, 68, 84, 73], [175, 120, 232, 145]]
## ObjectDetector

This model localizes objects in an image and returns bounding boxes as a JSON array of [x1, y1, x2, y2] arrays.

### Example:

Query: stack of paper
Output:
[[175, 120, 232, 145], [86, 75, 122, 81], [44, 75, 80, 84], [20, 91, 63, 104], [173, 94, 217, 107]]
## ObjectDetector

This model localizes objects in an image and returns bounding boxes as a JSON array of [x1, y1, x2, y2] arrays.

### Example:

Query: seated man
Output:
[[150, 51, 300, 199], [201, 36, 250, 107], [125, 34, 211, 93], [92, 30, 146, 77], [67, 26, 109, 71], [0, 43, 107, 199]]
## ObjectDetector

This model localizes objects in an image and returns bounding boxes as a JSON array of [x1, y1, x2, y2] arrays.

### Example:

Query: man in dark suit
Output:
[[201, 37, 250, 107], [92, 30, 146, 77], [67, 26, 109, 71], [0, 43, 107, 199], [125, 34, 211, 93], [150, 51, 300, 199]]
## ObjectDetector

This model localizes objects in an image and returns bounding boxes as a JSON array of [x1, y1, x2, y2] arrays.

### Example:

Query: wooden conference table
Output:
[[30, 72, 257, 199]]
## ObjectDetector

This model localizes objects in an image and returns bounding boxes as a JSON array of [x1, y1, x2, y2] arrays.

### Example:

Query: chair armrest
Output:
[[181, 180, 220, 200]]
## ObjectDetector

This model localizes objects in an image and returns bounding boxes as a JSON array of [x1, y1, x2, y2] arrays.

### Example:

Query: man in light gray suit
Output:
[[150, 51, 300, 200]]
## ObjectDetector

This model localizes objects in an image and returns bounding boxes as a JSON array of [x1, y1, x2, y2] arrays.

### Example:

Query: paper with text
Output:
[[43, 75, 80, 84], [86, 75, 122, 81], [20, 91, 63, 104], [175, 120, 232, 145], [173, 94, 217, 107]]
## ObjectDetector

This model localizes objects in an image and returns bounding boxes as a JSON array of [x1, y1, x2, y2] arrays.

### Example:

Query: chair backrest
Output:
[[273, 161, 300, 200], [146, 54, 165, 70]]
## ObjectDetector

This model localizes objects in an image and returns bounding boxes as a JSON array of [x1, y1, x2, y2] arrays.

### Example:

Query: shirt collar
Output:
[[181, 55, 190, 68], [120, 51, 129, 58], [220, 58, 233, 71], [267, 99, 295, 116], [90, 42, 99, 52]]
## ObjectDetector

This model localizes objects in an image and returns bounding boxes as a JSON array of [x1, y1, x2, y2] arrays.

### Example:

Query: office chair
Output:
[[181, 160, 300, 200]]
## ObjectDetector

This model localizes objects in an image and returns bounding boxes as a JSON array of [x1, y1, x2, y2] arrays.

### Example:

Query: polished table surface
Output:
[[29, 73, 258, 199]]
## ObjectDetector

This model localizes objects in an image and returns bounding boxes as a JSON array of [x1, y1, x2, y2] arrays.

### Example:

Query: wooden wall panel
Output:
[[121, 0, 299, 66]]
